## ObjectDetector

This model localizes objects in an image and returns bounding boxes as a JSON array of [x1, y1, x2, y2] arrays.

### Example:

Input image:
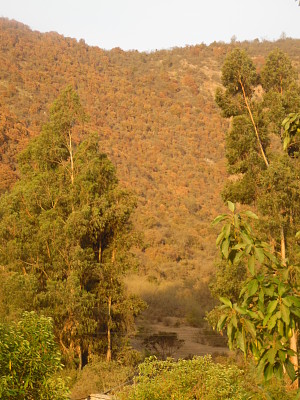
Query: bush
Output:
[[118, 355, 248, 400], [70, 356, 137, 399], [0, 311, 69, 399]]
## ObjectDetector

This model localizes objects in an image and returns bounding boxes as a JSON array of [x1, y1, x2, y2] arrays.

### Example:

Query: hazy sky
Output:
[[1, 0, 299, 51]]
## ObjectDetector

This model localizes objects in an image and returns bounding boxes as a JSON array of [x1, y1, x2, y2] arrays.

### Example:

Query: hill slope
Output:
[[1, 19, 300, 319]]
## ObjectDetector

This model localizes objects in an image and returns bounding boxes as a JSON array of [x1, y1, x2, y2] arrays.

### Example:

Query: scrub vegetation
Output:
[[0, 17, 299, 398]]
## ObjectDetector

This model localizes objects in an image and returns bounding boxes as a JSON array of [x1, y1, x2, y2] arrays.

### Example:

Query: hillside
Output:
[[1, 18, 300, 324]]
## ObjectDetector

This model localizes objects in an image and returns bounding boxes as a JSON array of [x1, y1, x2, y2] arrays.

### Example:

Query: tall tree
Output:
[[0, 86, 144, 368], [211, 203, 300, 384], [213, 48, 300, 383]]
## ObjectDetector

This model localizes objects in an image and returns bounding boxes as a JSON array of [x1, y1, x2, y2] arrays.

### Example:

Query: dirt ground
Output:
[[132, 318, 229, 359]]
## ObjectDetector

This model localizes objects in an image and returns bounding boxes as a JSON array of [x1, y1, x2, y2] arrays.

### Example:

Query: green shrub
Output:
[[0, 312, 69, 400], [118, 355, 248, 400], [70, 356, 136, 399]]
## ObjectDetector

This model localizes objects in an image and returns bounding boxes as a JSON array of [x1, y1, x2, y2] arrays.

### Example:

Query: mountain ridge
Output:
[[1, 18, 300, 289]]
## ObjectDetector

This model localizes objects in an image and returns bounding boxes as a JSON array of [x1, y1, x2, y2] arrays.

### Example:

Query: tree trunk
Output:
[[106, 249, 115, 362], [77, 344, 82, 371], [239, 79, 269, 168], [281, 225, 299, 389], [290, 329, 299, 389], [106, 296, 112, 362], [68, 130, 74, 185], [280, 225, 286, 262]]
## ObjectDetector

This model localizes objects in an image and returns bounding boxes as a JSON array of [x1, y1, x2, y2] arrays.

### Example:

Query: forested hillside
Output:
[[1, 17, 300, 302]]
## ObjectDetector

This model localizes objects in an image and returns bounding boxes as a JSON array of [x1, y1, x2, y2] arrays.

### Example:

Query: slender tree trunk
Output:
[[106, 248, 115, 362], [281, 226, 299, 388], [290, 330, 299, 389], [67, 129, 75, 213], [106, 295, 112, 362], [68, 130, 74, 185], [280, 225, 286, 262], [98, 242, 102, 263], [77, 344, 82, 371], [239, 79, 269, 168]]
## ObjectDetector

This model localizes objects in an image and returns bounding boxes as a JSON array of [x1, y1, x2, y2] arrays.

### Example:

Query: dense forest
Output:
[[0, 18, 300, 398]]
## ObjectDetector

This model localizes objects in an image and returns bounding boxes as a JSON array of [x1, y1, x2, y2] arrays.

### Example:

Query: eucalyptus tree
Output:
[[215, 48, 300, 262], [211, 202, 300, 384], [0, 86, 144, 368], [213, 48, 300, 382]]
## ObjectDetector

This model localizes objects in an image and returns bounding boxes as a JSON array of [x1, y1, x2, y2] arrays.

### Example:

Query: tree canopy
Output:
[[0, 86, 144, 368], [212, 48, 300, 385]]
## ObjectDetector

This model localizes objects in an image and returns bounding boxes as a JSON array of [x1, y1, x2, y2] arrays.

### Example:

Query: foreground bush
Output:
[[70, 357, 136, 399], [0, 312, 69, 399], [118, 355, 248, 400]]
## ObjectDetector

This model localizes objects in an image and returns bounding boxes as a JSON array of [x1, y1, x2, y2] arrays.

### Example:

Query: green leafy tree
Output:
[[214, 48, 300, 380], [143, 332, 184, 360], [0, 311, 69, 399], [0, 86, 144, 367], [210, 202, 300, 383]]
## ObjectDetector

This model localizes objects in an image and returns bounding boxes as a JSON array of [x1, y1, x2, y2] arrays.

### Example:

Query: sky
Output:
[[1, 0, 299, 52]]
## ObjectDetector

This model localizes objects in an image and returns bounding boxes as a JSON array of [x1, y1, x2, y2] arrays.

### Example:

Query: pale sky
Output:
[[1, 0, 299, 51]]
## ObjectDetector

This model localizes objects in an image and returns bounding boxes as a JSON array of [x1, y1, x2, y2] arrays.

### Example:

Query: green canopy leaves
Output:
[[0, 87, 144, 367]]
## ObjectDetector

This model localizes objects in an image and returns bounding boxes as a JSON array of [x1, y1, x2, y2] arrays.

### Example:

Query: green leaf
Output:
[[244, 319, 256, 338], [247, 279, 259, 297], [236, 330, 245, 353], [221, 238, 230, 258], [233, 305, 247, 315], [254, 247, 265, 264], [263, 313, 272, 327], [280, 304, 290, 325], [282, 116, 290, 126], [258, 289, 264, 304], [216, 231, 225, 246], [283, 136, 290, 151], [264, 250, 278, 264], [243, 210, 258, 219], [264, 285, 275, 297], [247, 310, 260, 320], [227, 323, 234, 348], [266, 299, 278, 315], [278, 350, 286, 363], [228, 201, 235, 212], [273, 363, 283, 380], [277, 319, 284, 336], [232, 250, 244, 265], [248, 255, 255, 276], [278, 282, 287, 297], [240, 231, 252, 245], [285, 359, 296, 382], [264, 363, 273, 381], [219, 297, 232, 308], [232, 243, 246, 250], [291, 308, 300, 318], [231, 314, 238, 328], [234, 214, 240, 229], [266, 348, 277, 365], [267, 314, 278, 330], [217, 314, 228, 331], [224, 223, 231, 238], [211, 214, 227, 226], [286, 295, 300, 308], [282, 296, 293, 307], [245, 244, 252, 255]]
